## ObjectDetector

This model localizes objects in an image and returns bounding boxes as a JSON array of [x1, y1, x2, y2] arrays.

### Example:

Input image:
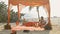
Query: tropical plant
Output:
[[0, 1, 7, 22]]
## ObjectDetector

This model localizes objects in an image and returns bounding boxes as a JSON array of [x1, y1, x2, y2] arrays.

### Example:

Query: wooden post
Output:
[[44, 3, 52, 30], [8, 0, 10, 25], [4, 0, 11, 29], [17, 4, 20, 23], [46, 3, 51, 27]]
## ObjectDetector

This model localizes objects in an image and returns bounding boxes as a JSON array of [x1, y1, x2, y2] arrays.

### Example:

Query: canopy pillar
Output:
[[17, 4, 20, 23], [8, 0, 10, 25], [44, 3, 52, 29], [4, 0, 11, 29]]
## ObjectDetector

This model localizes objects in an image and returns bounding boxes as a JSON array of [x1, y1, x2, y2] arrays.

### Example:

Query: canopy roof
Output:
[[9, 0, 49, 6]]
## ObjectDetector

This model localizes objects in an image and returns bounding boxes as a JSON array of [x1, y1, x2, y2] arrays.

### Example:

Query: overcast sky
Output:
[[0, 0, 60, 18]]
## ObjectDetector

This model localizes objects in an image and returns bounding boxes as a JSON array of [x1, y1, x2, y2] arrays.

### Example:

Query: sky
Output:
[[0, 0, 60, 18]]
